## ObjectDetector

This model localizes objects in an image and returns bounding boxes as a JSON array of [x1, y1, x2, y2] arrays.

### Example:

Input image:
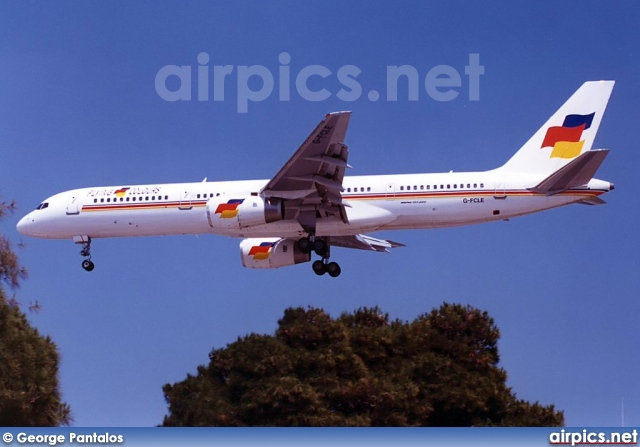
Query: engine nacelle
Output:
[[240, 237, 310, 269], [207, 196, 283, 230]]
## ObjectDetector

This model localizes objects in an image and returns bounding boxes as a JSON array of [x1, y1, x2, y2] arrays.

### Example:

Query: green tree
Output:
[[0, 199, 71, 426], [162, 304, 563, 427], [0, 200, 26, 289]]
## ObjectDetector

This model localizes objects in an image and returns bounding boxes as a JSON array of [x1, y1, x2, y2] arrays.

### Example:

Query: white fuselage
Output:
[[16, 171, 611, 241]]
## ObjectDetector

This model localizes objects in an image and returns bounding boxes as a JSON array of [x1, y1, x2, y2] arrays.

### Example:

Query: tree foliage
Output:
[[0, 199, 71, 426], [0, 200, 27, 290], [162, 304, 563, 427]]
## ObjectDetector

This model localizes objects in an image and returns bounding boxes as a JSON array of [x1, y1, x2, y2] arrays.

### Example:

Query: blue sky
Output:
[[1, 1, 639, 426]]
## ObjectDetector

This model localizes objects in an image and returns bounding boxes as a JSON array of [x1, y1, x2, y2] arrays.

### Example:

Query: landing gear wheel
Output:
[[81, 259, 95, 272], [313, 238, 328, 257], [326, 261, 341, 278], [312, 260, 326, 276], [297, 237, 313, 254]]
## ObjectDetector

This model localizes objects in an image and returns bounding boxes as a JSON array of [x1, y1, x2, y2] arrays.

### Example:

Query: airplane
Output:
[[17, 80, 615, 278]]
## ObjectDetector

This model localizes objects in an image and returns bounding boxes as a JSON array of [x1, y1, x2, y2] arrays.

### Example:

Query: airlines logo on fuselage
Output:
[[214, 199, 244, 218], [541, 112, 595, 159], [114, 187, 130, 197]]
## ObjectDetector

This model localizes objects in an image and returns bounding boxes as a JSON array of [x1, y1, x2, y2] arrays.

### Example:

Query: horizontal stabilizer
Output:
[[578, 197, 607, 206], [529, 149, 609, 196], [332, 234, 405, 253]]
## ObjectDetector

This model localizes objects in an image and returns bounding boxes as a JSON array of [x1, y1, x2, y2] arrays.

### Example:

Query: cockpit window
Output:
[[35, 202, 49, 210]]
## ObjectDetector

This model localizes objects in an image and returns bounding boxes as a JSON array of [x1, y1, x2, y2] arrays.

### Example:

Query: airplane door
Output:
[[493, 179, 506, 199], [66, 195, 81, 215], [179, 190, 192, 210], [385, 183, 395, 200]]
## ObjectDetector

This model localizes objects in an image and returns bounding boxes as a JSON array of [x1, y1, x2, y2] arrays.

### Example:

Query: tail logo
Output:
[[248, 242, 274, 260], [214, 199, 244, 218], [541, 112, 595, 159]]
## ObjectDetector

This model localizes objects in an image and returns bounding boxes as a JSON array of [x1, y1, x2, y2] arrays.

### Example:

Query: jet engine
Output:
[[207, 196, 283, 230], [240, 237, 310, 269]]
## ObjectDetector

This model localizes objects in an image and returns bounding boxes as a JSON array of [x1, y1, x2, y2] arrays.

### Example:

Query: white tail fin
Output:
[[499, 81, 614, 175]]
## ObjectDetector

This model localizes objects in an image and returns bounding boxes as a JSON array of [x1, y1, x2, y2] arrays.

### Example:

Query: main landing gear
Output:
[[296, 236, 341, 277], [77, 237, 95, 272]]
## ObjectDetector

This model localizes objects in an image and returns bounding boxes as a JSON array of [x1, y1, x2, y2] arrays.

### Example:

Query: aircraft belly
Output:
[[73, 208, 212, 238]]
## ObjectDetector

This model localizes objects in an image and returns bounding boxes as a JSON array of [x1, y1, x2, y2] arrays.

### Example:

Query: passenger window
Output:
[[480, 183, 484, 188], [100, 198, 104, 203], [453, 184, 457, 189], [447, 184, 450, 189], [132, 197, 136, 201], [467, 183, 470, 188], [93, 199, 97, 203], [107, 198, 111, 202], [196, 194, 200, 199], [126, 197, 130, 202], [440, 185, 444, 189], [433, 185, 437, 190], [360, 187, 364, 192], [367, 187, 371, 192], [473, 183, 477, 188], [427, 185, 430, 190], [165, 195, 169, 200], [400, 186, 404, 191]]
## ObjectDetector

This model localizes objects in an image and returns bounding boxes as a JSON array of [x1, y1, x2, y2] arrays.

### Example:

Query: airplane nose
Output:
[[16, 214, 33, 236], [610, 182, 615, 191]]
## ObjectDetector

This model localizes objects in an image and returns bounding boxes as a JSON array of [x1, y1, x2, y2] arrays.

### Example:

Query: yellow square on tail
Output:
[[551, 140, 584, 159]]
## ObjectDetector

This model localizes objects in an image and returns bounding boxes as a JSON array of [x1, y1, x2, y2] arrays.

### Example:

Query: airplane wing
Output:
[[260, 112, 351, 232], [331, 234, 405, 253]]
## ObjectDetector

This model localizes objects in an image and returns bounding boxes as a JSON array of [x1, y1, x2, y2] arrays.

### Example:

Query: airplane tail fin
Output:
[[499, 81, 614, 176]]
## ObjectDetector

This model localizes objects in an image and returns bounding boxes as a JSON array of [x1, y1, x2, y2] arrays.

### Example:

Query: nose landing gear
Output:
[[75, 236, 95, 272]]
